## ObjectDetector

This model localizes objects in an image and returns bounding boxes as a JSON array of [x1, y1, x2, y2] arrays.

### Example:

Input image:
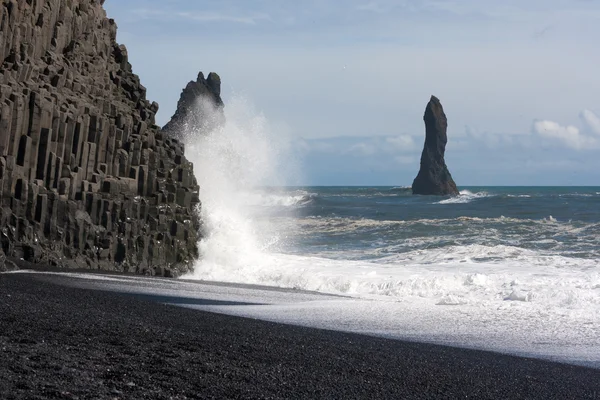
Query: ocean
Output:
[[185, 185, 600, 303], [174, 98, 600, 366]]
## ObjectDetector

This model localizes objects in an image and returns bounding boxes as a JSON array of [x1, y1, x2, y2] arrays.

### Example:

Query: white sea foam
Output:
[[542, 215, 558, 223], [242, 190, 315, 207], [437, 190, 491, 204], [560, 193, 594, 197], [181, 238, 600, 312]]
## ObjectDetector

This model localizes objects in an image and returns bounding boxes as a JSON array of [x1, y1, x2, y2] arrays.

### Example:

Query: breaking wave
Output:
[[243, 190, 317, 207], [437, 190, 492, 204], [180, 96, 301, 280]]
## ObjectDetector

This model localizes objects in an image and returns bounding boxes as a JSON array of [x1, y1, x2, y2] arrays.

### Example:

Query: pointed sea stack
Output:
[[162, 72, 224, 139], [412, 96, 459, 196]]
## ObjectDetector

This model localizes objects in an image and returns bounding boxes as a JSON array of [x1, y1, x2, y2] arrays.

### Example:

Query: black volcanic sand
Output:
[[1, 273, 600, 399]]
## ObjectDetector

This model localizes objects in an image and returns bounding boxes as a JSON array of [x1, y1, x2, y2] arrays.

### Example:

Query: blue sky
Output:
[[104, 1, 600, 186]]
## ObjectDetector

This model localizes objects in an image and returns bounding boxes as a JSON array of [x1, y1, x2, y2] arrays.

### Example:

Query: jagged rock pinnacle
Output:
[[162, 72, 224, 139]]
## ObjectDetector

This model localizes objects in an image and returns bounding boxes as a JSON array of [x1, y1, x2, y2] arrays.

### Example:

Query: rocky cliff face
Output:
[[0, 0, 201, 276], [162, 72, 224, 140], [412, 96, 459, 196]]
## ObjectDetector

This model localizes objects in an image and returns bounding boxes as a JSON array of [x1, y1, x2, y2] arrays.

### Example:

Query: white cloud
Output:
[[301, 136, 418, 158], [523, 158, 584, 170], [394, 156, 415, 165], [532, 120, 598, 150], [341, 136, 418, 156], [346, 142, 378, 156], [310, 142, 337, 153], [580, 109, 600, 135], [356, 1, 387, 13], [385, 135, 416, 151], [176, 11, 270, 25], [132, 8, 270, 25], [464, 125, 532, 149]]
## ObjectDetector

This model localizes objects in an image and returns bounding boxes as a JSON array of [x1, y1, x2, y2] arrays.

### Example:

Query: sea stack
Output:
[[412, 96, 459, 196], [0, 0, 202, 276], [162, 72, 224, 139]]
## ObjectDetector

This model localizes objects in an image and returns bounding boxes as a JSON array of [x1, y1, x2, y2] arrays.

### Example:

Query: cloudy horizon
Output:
[[104, 0, 600, 186]]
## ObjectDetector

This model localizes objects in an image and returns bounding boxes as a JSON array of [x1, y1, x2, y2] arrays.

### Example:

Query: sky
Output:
[[103, 0, 600, 186]]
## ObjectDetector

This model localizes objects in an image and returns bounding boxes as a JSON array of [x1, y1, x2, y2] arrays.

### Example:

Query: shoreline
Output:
[[2, 271, 600, 398], [6, 265, 600, 369]]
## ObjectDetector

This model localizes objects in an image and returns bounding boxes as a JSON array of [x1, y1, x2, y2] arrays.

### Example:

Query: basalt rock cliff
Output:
[[162, 72, 224, 140], [0, 0, 202, 276], [412, 96, 459, 196]]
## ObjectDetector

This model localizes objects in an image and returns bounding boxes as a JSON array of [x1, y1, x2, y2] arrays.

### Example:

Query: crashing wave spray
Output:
[[180, 96, 299, 281]]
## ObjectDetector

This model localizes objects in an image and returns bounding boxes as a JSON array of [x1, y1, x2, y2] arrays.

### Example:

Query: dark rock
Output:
[[0, 251, 18, 272], [162, 72, 224, 139], [412, 96, 459, 196], [0, 0, 203, 276]]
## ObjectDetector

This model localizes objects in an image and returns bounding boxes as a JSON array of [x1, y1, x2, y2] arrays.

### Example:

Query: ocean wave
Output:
[[541, 215, 558, 223], [244, 190, 317, 207], [437, 190, 491, 204], [287, 216, 600, 262], [559, 193, 595, 198], [295, 217, 405, 233], [185, 244, 600, 312], [389, 186, 412, 193], [376, 243, 546, 265], [293, 214, 596, 234], [320, 192, 406, 198]]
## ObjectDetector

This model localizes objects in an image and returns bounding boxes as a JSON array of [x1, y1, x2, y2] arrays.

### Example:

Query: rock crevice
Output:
[[0, 0, 202, 276]]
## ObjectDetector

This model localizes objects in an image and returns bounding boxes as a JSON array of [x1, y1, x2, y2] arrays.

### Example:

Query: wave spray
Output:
[[180, 96, 299, 282]]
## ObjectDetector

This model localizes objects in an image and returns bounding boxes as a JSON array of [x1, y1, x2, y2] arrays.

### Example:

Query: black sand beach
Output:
[[1, 272, 599, 399]]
